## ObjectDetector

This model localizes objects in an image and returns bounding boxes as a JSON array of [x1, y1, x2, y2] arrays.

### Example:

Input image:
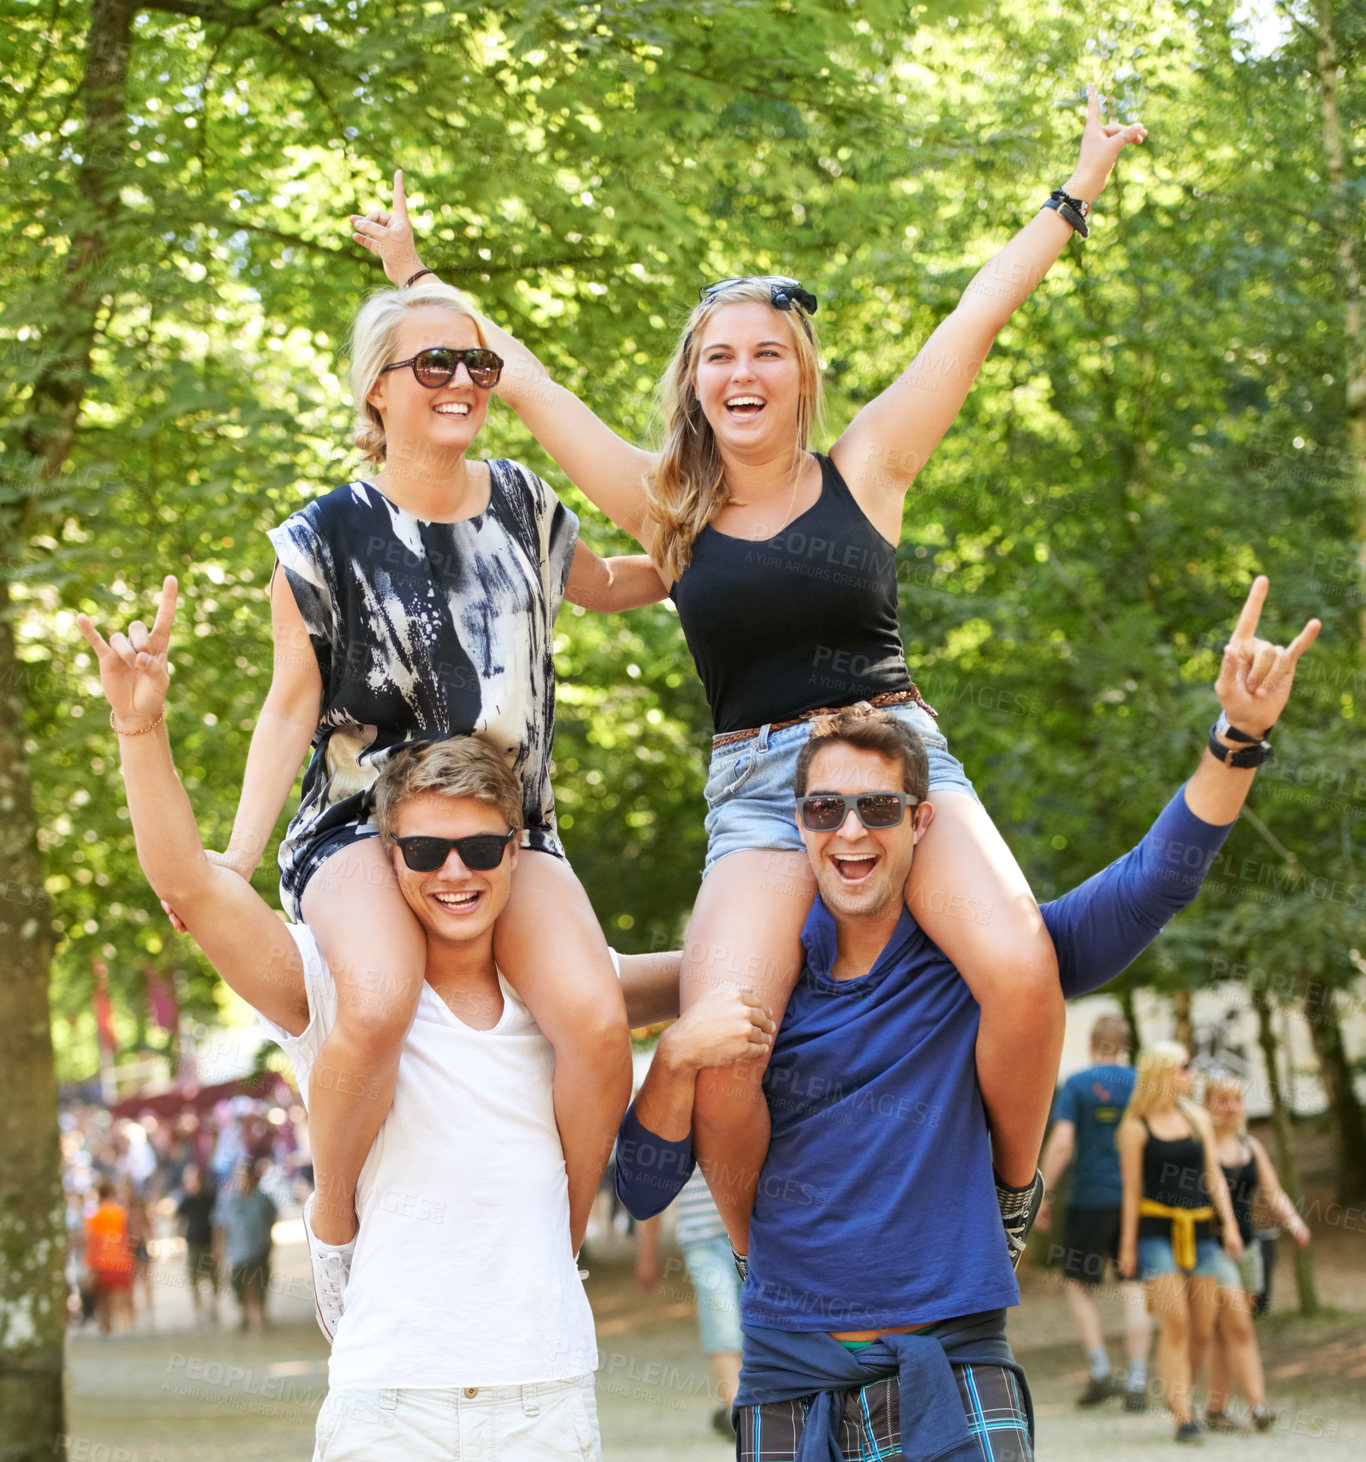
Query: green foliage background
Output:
[[2, 0, 1362, 1078]]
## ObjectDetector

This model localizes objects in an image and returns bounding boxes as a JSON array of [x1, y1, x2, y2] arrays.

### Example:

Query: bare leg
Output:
[[1120, 1278, 1153, 1379], [494, 850, 633, 1253], [1148, 1273, 1194, 1426], [1213, 1283, 1265, 1411], [1065, 1279, 1105, 1353], [905, 794, 1063, 1187], [300, 840, 426, 1244], [1205, 1304, 1233, 1414], [1186, 1273, 1217, 1398], [682, 850, 816, 1252]]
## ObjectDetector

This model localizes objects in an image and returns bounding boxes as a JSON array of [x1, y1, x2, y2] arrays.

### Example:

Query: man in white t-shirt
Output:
[[78, 579, 618, 1460]]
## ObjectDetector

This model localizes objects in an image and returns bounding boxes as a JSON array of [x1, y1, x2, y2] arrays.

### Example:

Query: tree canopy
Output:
[[1, 0, 1361, 1069]]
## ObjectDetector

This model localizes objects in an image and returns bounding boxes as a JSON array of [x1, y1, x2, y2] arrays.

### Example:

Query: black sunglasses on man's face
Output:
[[389, 829, 517, 873]]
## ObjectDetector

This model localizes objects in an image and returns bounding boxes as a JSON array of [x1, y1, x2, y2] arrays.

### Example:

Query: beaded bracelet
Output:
[[110, 708, 165, 736]]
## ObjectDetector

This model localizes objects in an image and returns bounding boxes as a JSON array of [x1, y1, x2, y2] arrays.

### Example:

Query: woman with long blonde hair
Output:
[[356, 87, 1146, 1259], [1199, 1073, 1310, 1432], [1117, 1044, 1240, 1443]]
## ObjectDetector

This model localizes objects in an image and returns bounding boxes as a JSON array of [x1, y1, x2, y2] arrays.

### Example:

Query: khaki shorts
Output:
[[312, 1375, 600, 1462]]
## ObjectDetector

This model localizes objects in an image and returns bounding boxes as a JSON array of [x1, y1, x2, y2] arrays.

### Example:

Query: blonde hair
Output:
[[371, 737, 522, 839], [644, 280, 825, 582], [350, 281, 484, 464], [1203, 1072, 1248, 1136], [1122, 1041, 1193, 1125]]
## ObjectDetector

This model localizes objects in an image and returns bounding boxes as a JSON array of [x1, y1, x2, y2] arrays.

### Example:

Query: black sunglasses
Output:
[[796, 791, 920, 832], [389, 828, 517, 873], [700, 276, 819, 317], [380, 347, 504, 390]]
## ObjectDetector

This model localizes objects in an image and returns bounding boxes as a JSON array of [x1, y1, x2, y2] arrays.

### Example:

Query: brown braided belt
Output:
[[711, 684, 938, 750]]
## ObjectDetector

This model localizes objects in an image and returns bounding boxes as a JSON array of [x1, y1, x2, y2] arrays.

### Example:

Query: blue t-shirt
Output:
[[615, 785, 1232, 1332], [1053, 1064, 1136, 1209]]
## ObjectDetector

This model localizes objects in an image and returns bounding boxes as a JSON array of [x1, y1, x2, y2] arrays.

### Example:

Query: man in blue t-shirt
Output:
[[614, 579, 1317, 1460], [1038, 1015, 1150, 1409]]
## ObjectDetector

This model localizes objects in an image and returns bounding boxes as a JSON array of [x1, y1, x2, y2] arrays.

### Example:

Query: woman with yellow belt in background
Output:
[[1117, 1043, 1240, 1444]]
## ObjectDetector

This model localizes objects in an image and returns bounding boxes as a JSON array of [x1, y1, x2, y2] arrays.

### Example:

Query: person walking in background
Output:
[[212, 1159, 277, 1334], [118, 1178, 155, 1328], [1037, 1014, 1151, 1410], [84, 1177, 135, 1335], [1200, 1074, 1311, 1434], [177, 1164, 219, 1326], [1117, 1044, 1241, 1445]]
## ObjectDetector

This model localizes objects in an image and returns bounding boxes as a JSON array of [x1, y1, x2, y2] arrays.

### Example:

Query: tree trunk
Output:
[[0, 584, 66, 1462], [1118, 985, 1142, 1059], [1253, 988, 1318, 1315], [1172, 987, 1193, 1054], [1301, 972, 1366, 1201], [17, 0, 137, 482], [1313, 0, 1366, 631], [0, 4, 137, 1455]]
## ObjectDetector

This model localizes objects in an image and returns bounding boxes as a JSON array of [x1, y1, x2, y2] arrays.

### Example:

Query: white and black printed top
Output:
[[266, 461, 578, 920]]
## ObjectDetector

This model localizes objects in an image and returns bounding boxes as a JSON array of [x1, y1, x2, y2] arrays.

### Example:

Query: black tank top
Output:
[[670, 453, 912, 733], [1137, 1115, 1212, 1243], [1221, 1145, 1259, 1244]]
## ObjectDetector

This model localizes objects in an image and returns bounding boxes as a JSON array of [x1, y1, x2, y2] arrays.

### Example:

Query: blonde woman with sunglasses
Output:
[[166, 279, 666, 1340], [357, 88, 1145, 1259]]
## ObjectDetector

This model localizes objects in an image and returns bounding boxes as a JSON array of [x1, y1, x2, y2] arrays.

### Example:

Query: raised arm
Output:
[[832, 86, 1146, 538], [350, 172, 657, 543], [77, 579, 309, 1035], [1044, 578, 1321, 999]]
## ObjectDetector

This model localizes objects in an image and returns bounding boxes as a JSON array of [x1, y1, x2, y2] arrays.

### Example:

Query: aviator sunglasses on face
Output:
[[389, 828, 517, 873], [796, 791, 920, 833], [380, 346, 505, 390]]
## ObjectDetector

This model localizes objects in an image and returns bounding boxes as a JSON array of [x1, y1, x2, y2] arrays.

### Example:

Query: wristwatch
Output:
[[1208, 712, 1274, 769]]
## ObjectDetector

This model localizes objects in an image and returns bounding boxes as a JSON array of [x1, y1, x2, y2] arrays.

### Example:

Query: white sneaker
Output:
[[303, 1194, 355, 1344]]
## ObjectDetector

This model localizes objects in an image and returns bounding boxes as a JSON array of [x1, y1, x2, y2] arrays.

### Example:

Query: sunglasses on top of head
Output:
[[388, 828, 517, 873], [700, 276, 819, 317], [796, 791, 920, 833], [381, 347, 504, 390]]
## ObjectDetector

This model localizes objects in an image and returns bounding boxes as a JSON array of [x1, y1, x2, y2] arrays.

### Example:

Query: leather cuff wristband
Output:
[[1209, 718, 1273, 769], [1044, 188, 1091, 239]]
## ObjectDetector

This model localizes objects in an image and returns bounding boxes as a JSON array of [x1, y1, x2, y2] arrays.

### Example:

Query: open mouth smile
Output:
[[725, 395, 766, 420], [831, 853, 878, 883]]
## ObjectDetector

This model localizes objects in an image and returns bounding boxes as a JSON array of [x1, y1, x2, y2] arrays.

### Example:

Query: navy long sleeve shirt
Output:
[[615, 785, 1233, 1331]]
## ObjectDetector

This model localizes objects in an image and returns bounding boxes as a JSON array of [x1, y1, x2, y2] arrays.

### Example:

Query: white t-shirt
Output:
[[260, 924, 598, 1389]]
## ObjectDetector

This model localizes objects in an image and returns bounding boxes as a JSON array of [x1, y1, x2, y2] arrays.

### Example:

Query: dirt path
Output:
[[62, 1224, 1366, 1459]]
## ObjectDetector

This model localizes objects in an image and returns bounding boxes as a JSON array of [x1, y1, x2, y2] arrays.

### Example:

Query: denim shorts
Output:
[[312, 1375, 600, 1461], [683, 1234, 744, 1355], [1209, 1242, 1265, 1295], [1137, 1236, 1224, 1282], [702, 702, 977, 879]]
